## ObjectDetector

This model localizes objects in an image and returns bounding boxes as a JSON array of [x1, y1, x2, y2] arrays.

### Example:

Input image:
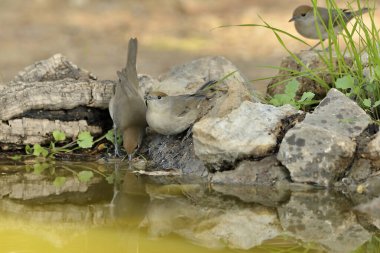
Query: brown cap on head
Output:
[[289, 5, 313, 22]]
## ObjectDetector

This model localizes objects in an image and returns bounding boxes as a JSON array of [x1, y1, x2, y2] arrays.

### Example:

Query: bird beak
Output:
[[289, 17, 295, 22]]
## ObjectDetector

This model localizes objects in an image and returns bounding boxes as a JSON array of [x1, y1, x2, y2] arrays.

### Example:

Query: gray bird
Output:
[[145, 80, 216, 135], [109, 38, 147, 159], [289, 5, 369, 49]]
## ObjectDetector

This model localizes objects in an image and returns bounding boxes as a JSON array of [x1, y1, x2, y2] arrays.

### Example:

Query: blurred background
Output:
[[0, 0, 376, 93]]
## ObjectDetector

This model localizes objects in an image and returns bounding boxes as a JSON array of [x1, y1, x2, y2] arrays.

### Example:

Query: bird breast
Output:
[[295, 17, 329, 39]]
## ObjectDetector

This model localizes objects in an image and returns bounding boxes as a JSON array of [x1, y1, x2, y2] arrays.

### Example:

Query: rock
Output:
[[0, 118, 103, 147], [278, 89, 370, 186], [302, 88, 371, 138], [141, 133, 207, 176], [267, 50, 353, 98], [193, 101, 300, 168], [12, 53, 97, 83], [278, 123, 356, 186], [278, 191, 371, 253], [155, 56, 256, 101], [210, 156, 290, 186], [362, 131, 380, 168]]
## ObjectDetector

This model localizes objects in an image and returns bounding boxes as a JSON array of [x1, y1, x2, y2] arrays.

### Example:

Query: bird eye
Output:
[[157, 96, 162, 99], [301, 13, 306, 17]]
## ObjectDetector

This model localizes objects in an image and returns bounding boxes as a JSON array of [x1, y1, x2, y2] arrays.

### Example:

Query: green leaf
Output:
[[270, 94, 293, 106], [33, 144, 49, 157], [25, 145, 33, 155], [374, 100, 380, 108], [363, 98, 372, 108], [77, 170, 94, 183], [77, 131, 94, 149], [374, 65, 380, 80], [53, 176, 66, 188], [298, 92, 315, 102], [335, 75, 355, 90], [10, 155, 22, 161], [53, 130, 66, 142], [33, 162, 50, 174], [105, 130, 114, 143], [284, 79, 299, 97], [106, 174, 115, 184]]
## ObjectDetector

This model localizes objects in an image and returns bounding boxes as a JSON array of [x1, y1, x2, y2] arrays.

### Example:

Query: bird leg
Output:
[[113, 124, 121, 157]]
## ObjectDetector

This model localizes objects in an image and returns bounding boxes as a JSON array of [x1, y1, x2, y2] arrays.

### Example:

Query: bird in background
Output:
[[289, 5, 369, 49], [109, 38, 147, 160], [145, 80, 217, 136]]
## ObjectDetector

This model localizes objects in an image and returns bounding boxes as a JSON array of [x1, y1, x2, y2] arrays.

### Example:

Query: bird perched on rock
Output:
[[145, 80, 216, 135], [289, 5, 369, 49], [109, 38, 147, 160]]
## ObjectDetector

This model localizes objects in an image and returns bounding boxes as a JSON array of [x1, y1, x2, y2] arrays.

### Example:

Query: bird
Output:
[[289, 5, 369, 49], [145, 80, 217, 136], [109, 38, 147, 160]]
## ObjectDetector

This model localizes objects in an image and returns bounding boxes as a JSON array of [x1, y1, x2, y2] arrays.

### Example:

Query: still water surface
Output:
[[0, 166, 378, 253]]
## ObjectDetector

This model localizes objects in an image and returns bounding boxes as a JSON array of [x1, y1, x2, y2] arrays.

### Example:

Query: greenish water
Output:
[[0, 164, 377, 253]]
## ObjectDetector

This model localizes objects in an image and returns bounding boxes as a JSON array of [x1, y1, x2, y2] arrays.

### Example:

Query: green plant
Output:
[[218, 0, 380, 118], [11, 129, 119, 160], [269, 79, 318, 109], [10, 129, 122, 187]]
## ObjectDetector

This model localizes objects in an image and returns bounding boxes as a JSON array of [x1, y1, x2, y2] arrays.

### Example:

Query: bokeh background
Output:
[[0, 0, 376, 93]]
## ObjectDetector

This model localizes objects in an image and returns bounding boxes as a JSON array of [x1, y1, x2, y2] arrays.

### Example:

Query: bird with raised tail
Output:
[[145, 80, 216, 136], [289, 5, 369, 49], [109, 38, 147, 160]]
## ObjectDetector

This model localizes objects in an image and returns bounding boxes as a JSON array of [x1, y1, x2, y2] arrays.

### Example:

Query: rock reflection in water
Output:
[[0, 165, 377, 252]]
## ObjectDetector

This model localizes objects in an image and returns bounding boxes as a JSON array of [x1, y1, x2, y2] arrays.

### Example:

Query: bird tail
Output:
[[351, 7, 369, 17], [118, 38, 140, 98]]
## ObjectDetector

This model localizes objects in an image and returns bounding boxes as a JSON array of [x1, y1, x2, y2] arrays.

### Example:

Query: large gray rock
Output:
[[155, 56, 257, 101], [278, 123, 356, 186], [193, 101, 299, 168], [278, 191, 371, 253], [278, 89, 370, 186], [303, 88, 371, 138]]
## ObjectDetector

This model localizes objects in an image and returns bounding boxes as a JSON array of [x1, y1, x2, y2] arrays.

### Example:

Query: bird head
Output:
[[123, 127, 144, 157], [289, 5, 313, 22]]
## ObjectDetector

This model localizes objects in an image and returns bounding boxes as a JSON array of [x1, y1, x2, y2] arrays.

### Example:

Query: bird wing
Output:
[[118, 38, 141, 98]]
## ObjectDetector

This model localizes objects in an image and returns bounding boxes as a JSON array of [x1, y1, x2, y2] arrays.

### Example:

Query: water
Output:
[[0, 163, 378, 253]]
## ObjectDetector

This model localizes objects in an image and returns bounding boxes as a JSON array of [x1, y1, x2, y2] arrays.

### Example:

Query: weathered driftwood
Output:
[[0, 54, 114, 149]]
